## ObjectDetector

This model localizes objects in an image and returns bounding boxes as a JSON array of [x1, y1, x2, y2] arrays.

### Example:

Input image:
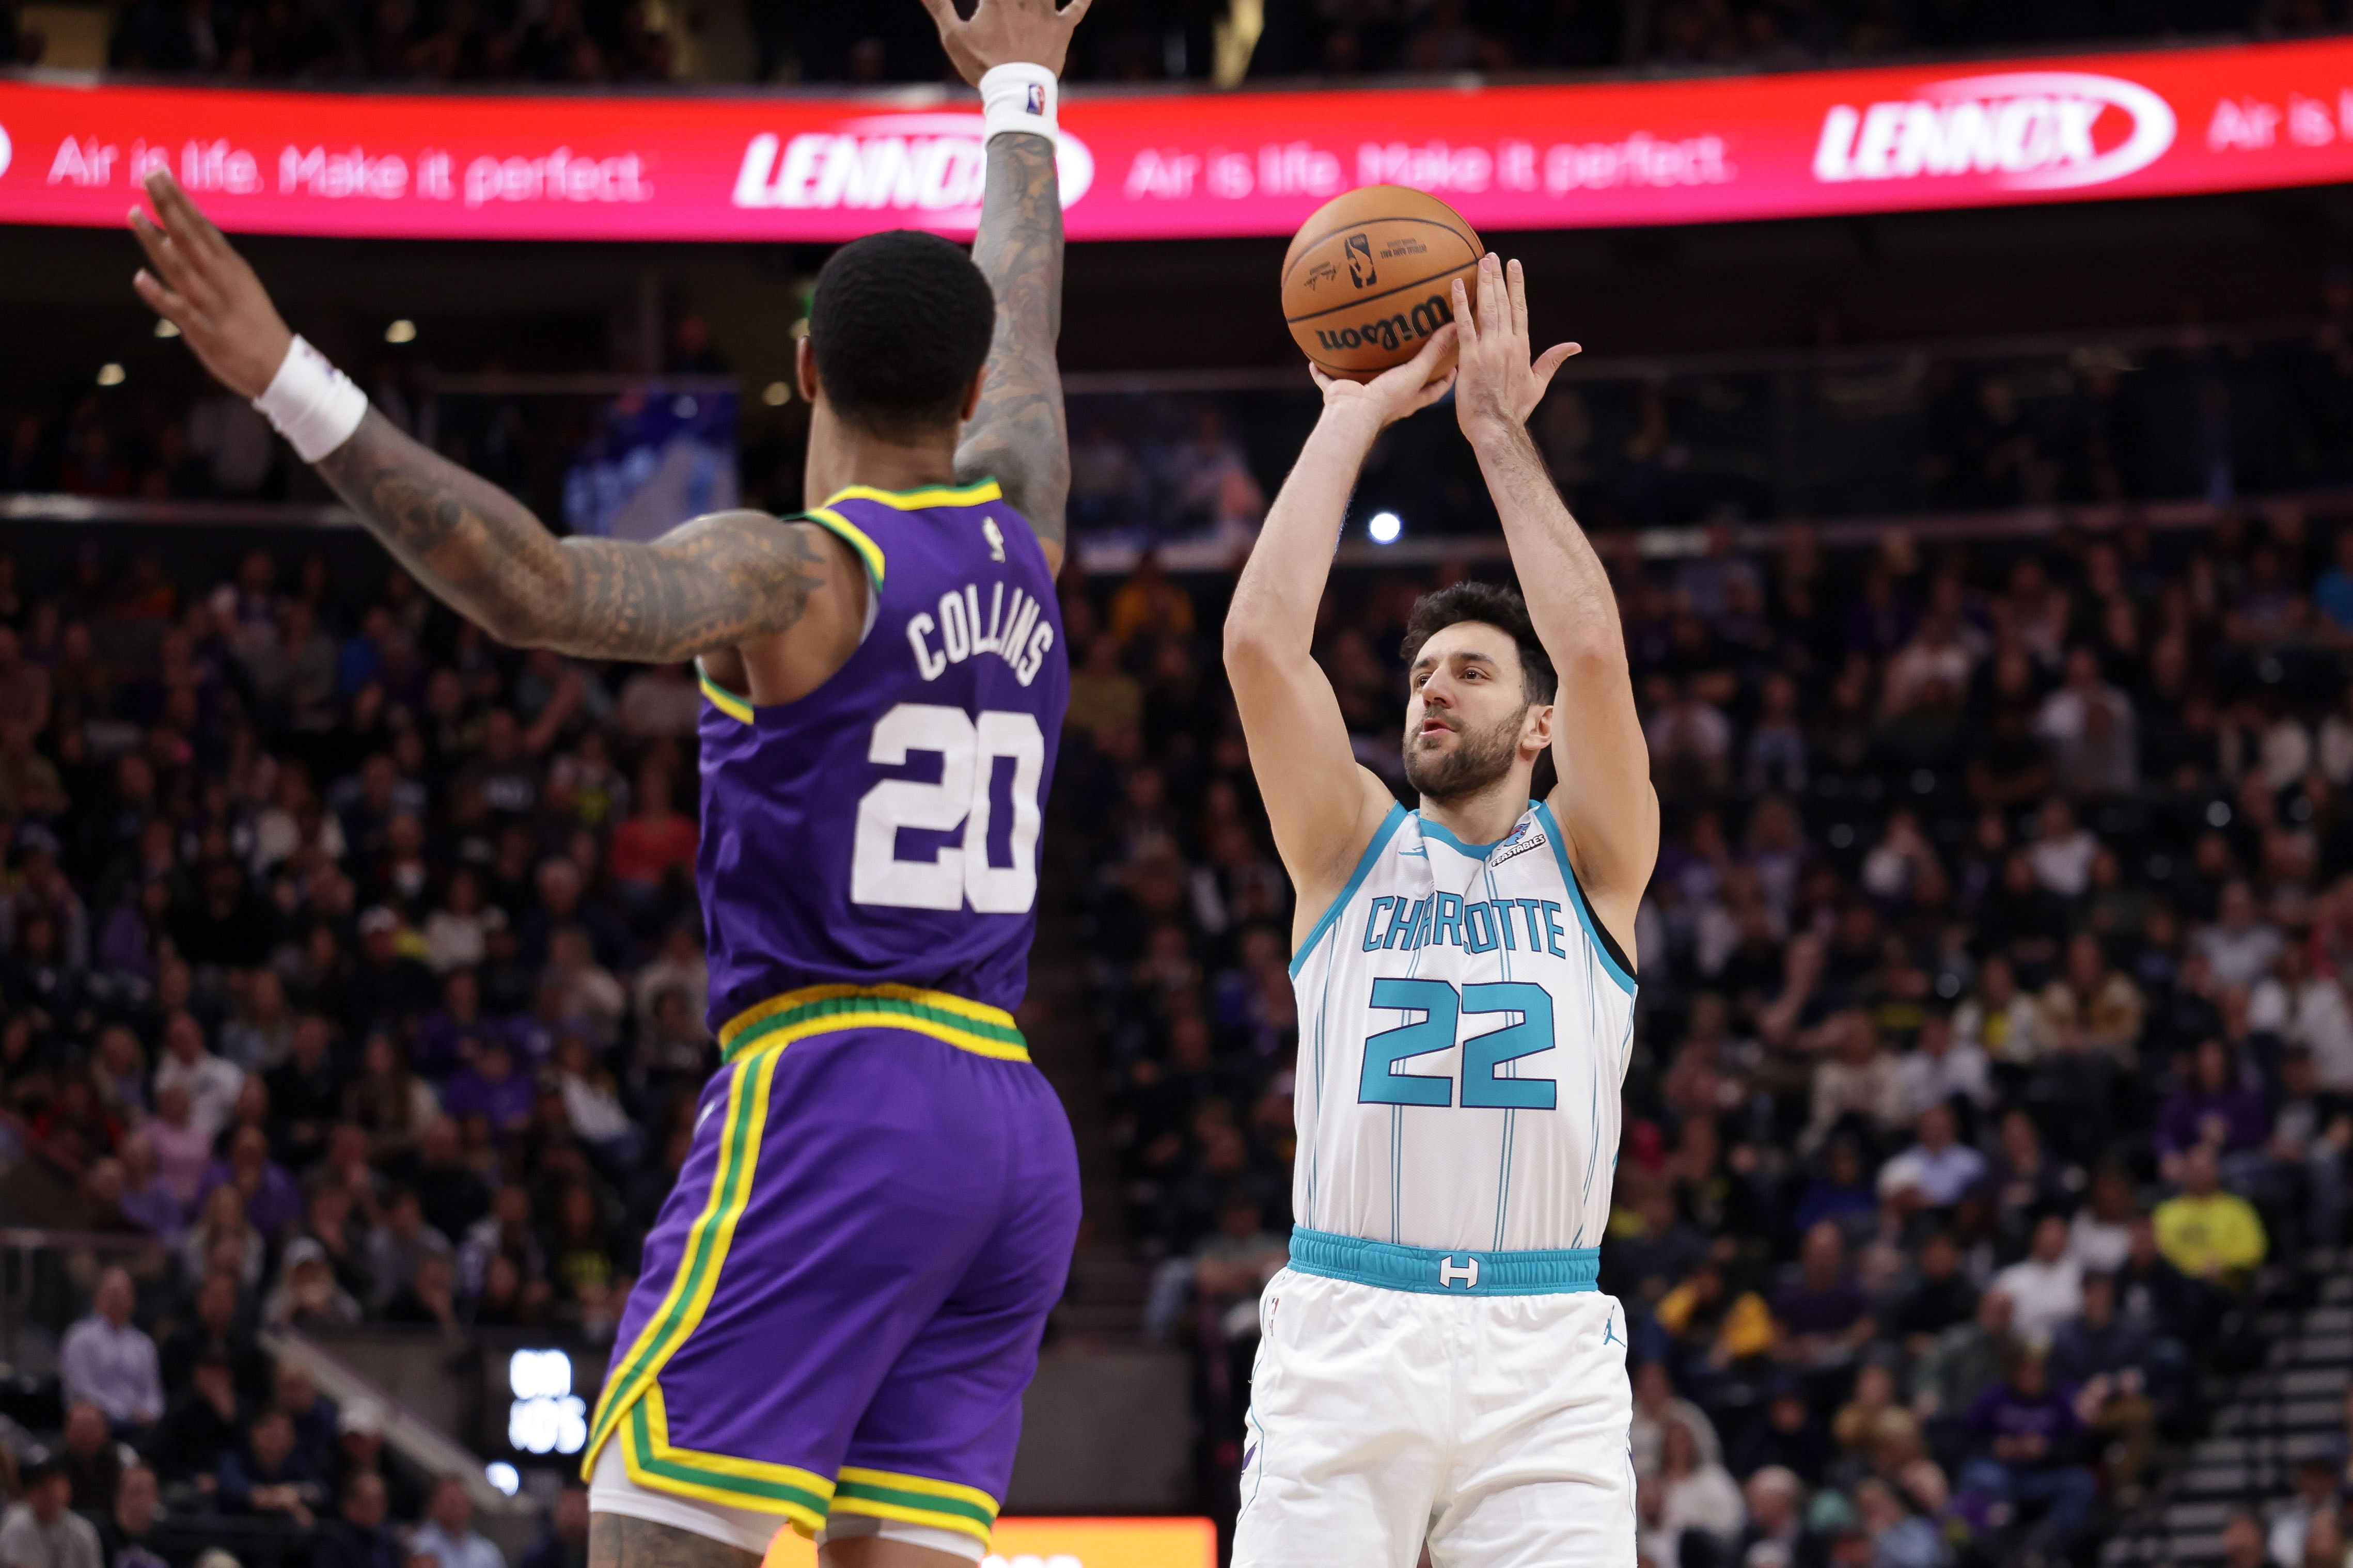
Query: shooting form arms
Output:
[[1224, 329, 1457, 944], [1451, 255, 1656, 957]]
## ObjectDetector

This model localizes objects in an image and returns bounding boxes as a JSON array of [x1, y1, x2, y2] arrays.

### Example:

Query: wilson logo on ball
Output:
[[1313, 292, 1453, 356]]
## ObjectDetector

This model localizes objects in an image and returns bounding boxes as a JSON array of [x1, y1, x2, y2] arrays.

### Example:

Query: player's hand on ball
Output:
[[129, 170, 294, 401], [1451, 254, 1579, 439], [1310, 322, 1457, 431], [922, 0, 1093, 84]]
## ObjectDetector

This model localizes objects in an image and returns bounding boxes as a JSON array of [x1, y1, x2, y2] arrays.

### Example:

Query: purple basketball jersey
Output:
[[694, 480, 1067, 1033]]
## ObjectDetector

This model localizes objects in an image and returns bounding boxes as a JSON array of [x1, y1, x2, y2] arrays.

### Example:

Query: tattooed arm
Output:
[[923, 0, 1093, 573], [128, 169, 837, 661], [313, 413, 831, 660]]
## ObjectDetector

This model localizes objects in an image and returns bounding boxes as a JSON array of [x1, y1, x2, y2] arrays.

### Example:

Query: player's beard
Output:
[[1402, 707, 1523, 806]]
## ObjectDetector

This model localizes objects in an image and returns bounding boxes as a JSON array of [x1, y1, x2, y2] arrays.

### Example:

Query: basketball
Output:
[[1279, 185, 1484, 382]]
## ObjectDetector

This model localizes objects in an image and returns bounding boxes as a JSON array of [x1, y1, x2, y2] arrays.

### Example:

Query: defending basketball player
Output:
[[1222, 255, 1658, 1565], [129, 3, 1089, 1566]]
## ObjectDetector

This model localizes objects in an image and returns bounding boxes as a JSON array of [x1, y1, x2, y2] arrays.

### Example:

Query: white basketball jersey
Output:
[[1289, 800, 1636, 1255]]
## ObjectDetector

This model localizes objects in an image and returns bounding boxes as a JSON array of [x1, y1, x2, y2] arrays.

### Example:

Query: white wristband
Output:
[[980, 62, 1058, 145], [253, 335, 369, 463]]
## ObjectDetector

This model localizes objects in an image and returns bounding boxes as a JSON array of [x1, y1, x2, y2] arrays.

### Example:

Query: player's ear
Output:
[[1523, 701, 1555, 758], [795, 337, 821, 406], [959, 365, 985, 424]]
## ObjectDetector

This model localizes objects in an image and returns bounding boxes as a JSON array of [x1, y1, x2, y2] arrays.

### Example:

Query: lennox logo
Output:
[[732, 113, 1094, 218], [1812, 71, 2176, 191]]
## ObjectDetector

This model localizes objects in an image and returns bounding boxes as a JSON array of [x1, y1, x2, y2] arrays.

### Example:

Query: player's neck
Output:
[[1414, 774, 1534, 849], [803, 405, 962, 502]]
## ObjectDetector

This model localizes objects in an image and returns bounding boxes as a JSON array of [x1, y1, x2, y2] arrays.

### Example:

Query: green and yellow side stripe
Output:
[[830, 1467, 1000, 1549], [584, 1034, 784, 1471]]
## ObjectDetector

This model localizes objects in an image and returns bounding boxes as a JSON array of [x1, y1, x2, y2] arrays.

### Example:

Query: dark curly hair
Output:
[[1399, 580, 1557, 706], [808, 230, 996, 439]]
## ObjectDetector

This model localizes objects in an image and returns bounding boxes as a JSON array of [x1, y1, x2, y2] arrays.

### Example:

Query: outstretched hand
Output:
[[1310, 322, 1458, 432], [920, 0, 1092, 85], [1451, 254, 1579, 439], [129, 170, 293, 401]]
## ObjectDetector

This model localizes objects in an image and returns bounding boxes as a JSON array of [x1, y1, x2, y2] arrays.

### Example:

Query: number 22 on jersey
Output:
[[1359, 978, 1558, 1109], [851, 702, 1045, 914]]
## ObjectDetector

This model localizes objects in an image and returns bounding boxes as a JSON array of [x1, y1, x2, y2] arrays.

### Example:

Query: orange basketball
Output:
[[1280, 185, 1484, 383]]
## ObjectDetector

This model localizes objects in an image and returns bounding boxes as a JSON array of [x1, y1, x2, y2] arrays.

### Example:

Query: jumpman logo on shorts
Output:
[[1601, 1309, 1621, 1348]]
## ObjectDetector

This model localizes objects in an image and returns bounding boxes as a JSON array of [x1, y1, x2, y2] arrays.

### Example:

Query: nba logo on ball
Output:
[[1024, 83, 1045, 115]]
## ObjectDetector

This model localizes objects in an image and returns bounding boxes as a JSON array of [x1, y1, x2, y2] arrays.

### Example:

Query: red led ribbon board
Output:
[[5, 37, 2353, 242]]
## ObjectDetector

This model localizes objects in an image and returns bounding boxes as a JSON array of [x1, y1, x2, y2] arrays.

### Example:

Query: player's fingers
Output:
[[1059, 0, 1093, 25], [1475, 252, 1503, 334], [1407, 320, 1457, 371], [1531, 341, 1582, 391], [1451, 277, 1476, 344], [1507, 258, 1530, 340], [1308, 363, 1336, 392], [132, 268, 197, 330], [915, 0, 960, 31], [1413, 368, 1459, 411], [128, 209, 205, 303], [145, 171, 226, 260]]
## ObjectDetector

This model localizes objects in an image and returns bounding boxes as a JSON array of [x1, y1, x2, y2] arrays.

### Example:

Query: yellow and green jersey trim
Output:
[[807, 477, 1003, 594], [830, 1467, 1000, 1547], [717, 982, 1028, 1065], [805, 472, 997, 594], [696, 663, 754, 725], [693, 479, 1004, 724]]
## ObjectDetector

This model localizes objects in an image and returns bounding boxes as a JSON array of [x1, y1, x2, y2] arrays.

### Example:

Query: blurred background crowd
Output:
[[18, 303, 2353, 555], [0, 0, 2332, 97]]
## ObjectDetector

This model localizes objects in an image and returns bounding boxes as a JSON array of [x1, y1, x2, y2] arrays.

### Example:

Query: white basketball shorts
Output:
[[1231, 1263, 1637, 1568]]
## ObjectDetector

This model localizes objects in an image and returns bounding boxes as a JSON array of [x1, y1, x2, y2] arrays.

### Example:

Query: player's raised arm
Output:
[[924, 0, 1091, 575], [1225, 330, 1457, 932], [1452, 254, 1657, 949], [128, 171, 842, 664]]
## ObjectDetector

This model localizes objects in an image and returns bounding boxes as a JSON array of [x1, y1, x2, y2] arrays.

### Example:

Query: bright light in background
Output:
[[385, 319, 417, 344], [96, 363, 124, 387], [510, 1349, 571, 1397], [485, 1463, 520, 1497], [508, 1349, 586, 1455], [153, 319, 179, 339], [1368, 511, 1403, 545], [762, 382, 791, 406]]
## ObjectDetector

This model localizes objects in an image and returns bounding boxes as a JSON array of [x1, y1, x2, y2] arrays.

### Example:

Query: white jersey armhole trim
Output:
[[1289, 802, 1408, 980], [1533, 800, 1638, 996]]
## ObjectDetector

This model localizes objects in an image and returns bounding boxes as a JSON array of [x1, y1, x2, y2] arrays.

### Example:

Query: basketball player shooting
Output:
[[129, 4, 1089, 1567], [1222, 254, 1659, 1566]]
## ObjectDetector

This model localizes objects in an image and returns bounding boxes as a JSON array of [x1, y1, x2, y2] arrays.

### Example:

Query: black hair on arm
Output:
[[1400, 580, 1558, 706], [808, 230, 997, 440]]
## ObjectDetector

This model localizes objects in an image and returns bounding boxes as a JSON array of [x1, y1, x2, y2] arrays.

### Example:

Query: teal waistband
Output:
[[1287, 1226, 1602, 1296]]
